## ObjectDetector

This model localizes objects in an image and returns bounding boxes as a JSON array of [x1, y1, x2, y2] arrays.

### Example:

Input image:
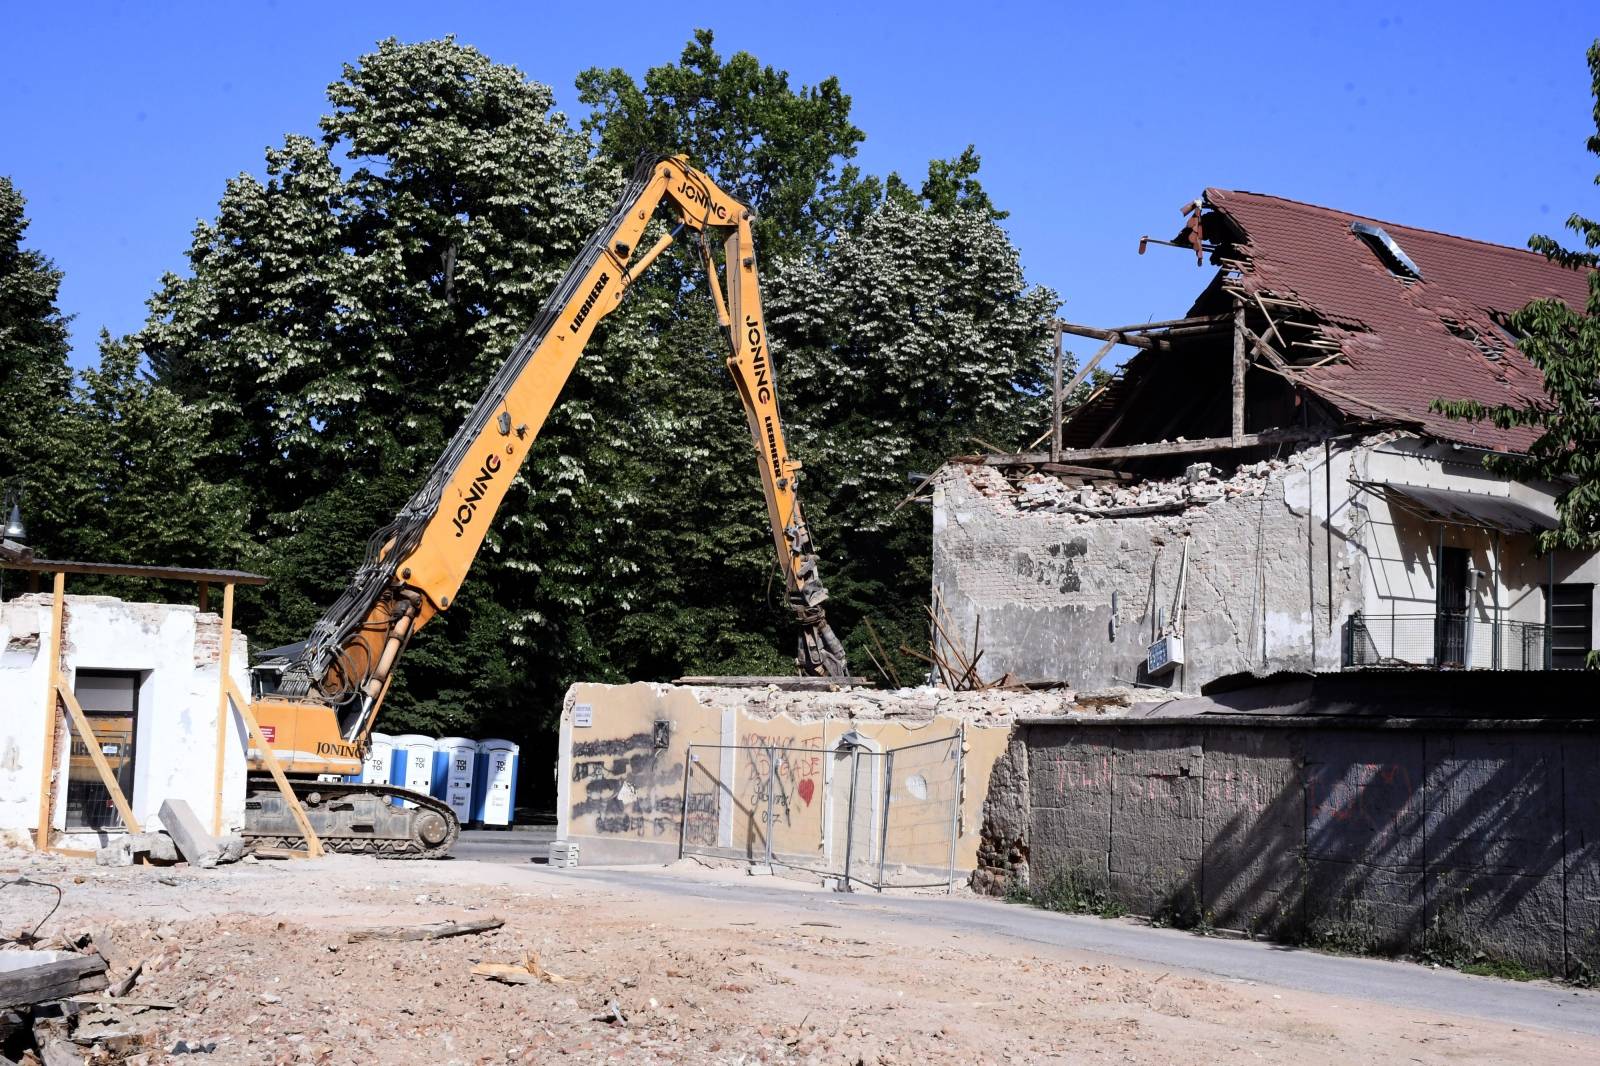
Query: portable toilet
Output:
[[361, 733, 394, 786], [433, 737, 477, 825], [473, 739, 519, 827], [390, 734, 435, 807]]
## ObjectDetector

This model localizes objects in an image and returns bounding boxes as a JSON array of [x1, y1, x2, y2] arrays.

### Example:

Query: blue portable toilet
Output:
[[473, 739, 519, 827], [360, 733, 394, 786], [433, 737, 477, 825], [389, 734, 433, 808]]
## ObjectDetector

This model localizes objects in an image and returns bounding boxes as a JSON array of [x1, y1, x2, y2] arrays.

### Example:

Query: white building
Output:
[[0, 584, 252, 850], [933, 188, 1597, 692]]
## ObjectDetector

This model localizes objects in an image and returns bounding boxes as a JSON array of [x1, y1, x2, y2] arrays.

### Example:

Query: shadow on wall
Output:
[[991, 721, 1598, 980]]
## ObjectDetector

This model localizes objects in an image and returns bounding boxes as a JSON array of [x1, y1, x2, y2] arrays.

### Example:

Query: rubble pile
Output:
[[966, 456, 1303, 521]]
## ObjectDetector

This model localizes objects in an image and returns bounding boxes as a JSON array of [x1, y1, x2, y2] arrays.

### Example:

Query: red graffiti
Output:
[[797, 778, 815, 807]]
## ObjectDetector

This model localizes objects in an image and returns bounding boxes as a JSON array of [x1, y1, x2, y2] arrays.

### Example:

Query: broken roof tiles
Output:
[[1199, 188, 1593, 453]]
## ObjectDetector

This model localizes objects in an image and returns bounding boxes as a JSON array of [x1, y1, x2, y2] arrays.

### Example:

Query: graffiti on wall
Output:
[[741, 733, 823, 823], [571, 729, 685, 839]]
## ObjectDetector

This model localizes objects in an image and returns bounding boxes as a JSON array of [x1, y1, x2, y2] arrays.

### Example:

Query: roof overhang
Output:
[[1351, 479, 1556, 534]]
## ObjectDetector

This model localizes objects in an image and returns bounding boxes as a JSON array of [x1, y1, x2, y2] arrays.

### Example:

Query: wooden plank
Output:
[[212, 582, 234, 835], [1050, 322, 1063, 462], [1232, 303, 1247, 443], [56, 681, 141, 833], [227, 680, 324, 858], [347, 918, 504, 943], [1100, 313, 1230, 333], [966, 428, 1324, 467], [35, 572, 65, 850], [0, 559, 268, 585], [1036, 463, 1133, 480], [673, 676, 873, 689], [0, 951, 109, 1010]]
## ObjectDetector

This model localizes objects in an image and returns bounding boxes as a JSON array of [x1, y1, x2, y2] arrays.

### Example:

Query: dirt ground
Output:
[[2, 848, 1596, 1065]]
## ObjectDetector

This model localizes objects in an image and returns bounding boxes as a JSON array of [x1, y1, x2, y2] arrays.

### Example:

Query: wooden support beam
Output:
[[1100, 314, 1230, 334], [1241, 326, 1292, 371], [57, 681, 141, 833], [965, 428, 1323, 467], [1050, 323, 1063, 463], [226, 679, 324, 857], [35, 572, 65, 850], [1232, 302, 1247, 443], [213, 582, 234, 835]]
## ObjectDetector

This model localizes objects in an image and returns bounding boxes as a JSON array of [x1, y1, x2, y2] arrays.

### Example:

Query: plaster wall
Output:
[[932, 445, 1362, 692], [555, 682, 1015, 873], [0, 593, 250, 846], [933, 435, 1598, 689]]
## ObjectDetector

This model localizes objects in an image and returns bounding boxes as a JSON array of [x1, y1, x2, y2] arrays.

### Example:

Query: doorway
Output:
[[1435, 546, 1469, 666], [65, 670, 140, 831]]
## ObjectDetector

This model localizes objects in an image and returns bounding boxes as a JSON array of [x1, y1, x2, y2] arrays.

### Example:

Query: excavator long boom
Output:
[[269, 155, 848, 761]]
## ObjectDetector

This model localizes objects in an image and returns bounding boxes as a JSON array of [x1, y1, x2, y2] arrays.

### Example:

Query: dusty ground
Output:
[[2, 848, 1596, 1065]]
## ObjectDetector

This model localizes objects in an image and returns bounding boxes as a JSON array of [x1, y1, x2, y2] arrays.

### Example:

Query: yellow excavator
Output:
[[245, 156, 849, 856]]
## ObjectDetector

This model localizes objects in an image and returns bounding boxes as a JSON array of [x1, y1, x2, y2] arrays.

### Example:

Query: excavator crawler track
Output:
[[243, 778, 460, 859]]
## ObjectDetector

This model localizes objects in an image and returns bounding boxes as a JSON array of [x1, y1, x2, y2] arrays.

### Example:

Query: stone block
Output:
[[158, 798, 221, 869], [1302, 857, 1424, 956], [1424, 732, 1563, 877], [1303, 730, 1425, 871], [1108, 729, 1203, 918], [1425, 867, 1567, 974], [1564, 735, 1600, 979], [1201, 729, 1304, 936]]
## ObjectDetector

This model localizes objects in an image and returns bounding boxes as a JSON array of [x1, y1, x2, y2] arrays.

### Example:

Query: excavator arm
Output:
[[268, 155, 847, 757]]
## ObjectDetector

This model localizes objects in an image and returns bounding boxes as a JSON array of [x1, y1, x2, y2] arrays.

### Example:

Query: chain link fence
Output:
[[678, 733, 962, 891]]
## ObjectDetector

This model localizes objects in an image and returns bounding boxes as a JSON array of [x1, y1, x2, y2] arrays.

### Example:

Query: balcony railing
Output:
[[1344, 611, 1550, 671]]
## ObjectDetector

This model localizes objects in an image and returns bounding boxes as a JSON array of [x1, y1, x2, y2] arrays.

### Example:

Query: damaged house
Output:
[[936, 188, 1599, 692]]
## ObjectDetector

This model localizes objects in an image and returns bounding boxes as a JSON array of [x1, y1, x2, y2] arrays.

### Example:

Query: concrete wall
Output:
[[0, 593, 250, 847], [934, 435, 1598, 691], [932, 445, 1363, 692], [983, 717, 1600, 978], [555, 682, 1021, 872]]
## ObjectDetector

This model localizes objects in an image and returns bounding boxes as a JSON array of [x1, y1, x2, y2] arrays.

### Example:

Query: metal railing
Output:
[[1344, 611, 1550, 670], [678, 734, 963, 892]]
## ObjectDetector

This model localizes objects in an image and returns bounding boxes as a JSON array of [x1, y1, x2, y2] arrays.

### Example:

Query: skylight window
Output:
[[1350, 221, 1423, 281]]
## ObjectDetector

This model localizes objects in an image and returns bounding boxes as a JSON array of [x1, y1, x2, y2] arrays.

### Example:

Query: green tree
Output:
[[769, 155, 1059, 678], [0, 176, 73, 553], [1436, 41, 1600, 554], [40, 336, 251, 581], [576, 28, 876, 260], [140, 38, 619, 735]]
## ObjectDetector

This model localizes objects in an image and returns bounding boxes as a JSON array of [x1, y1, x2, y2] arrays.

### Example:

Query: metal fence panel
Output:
[[680, 733, 962, 891]]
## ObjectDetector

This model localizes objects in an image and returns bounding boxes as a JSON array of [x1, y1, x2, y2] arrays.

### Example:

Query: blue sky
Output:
[[5, 1, 1598, 371]]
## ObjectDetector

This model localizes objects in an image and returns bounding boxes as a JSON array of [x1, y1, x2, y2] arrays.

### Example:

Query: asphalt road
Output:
[[491, 861, 1600, 1039], [452, 826, 555, 864]]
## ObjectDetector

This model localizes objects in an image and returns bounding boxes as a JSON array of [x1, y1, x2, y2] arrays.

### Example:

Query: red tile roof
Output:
[[1202, 188, 1593, 452]]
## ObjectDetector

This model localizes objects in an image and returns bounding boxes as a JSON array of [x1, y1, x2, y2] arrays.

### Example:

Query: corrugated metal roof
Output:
[[1204, 189, 1593, 452]]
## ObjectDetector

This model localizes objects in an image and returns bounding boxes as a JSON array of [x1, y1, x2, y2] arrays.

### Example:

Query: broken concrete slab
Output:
[[157, 799, 221, 869], [93, 832, 179, 868]]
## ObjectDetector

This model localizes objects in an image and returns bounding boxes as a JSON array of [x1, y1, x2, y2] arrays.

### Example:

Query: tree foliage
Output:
[[16, 35, 1061, 799], [0, 176, 73, 547], [1435, 40, 1600, 553]]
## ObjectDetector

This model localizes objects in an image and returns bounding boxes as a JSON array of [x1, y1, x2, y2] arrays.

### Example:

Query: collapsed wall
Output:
[[555, 682, 1107, 874], [932, 445, 1364, 692]]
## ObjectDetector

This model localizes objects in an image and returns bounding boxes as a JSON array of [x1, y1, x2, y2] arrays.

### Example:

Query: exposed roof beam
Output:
[[1056, 318, 1228, 351], [957, 428, 1324, 467]]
